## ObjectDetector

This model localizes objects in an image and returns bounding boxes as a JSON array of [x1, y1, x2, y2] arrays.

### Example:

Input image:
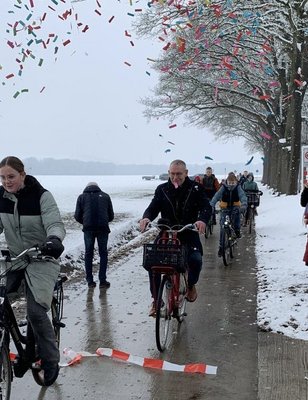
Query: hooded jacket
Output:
[[74, 184, 114, 232], [142, 177, 212, 253], [0, 175, 66, 309], [242, 174, 259, 192]]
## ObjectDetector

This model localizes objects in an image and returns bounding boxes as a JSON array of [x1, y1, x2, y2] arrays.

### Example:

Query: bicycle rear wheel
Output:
[[222, 229, 232, 266], [0, 341, 12, 399], [155, 275, 172, 352], [176, 273, 187, 323]]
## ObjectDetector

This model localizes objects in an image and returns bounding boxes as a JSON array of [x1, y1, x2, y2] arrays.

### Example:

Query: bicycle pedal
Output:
[[53, 320, 66, 328]]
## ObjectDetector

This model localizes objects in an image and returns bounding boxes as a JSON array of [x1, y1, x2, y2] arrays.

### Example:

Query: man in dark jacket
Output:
[[139, 160, 212, 316], [75, 182, 114, 288]]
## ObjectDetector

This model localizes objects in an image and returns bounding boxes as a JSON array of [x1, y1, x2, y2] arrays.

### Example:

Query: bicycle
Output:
[[143, 223, 196, 352], [204, 209, 215, 239], [220, 212, 238, 266], [244, 191, 262, 234], [0, 246, 67, 398]]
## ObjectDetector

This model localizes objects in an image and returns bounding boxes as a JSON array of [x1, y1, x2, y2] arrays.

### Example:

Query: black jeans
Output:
[[84, 231, 109, 283]]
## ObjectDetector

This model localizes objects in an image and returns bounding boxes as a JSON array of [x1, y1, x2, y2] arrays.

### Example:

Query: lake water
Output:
[[36, 175, 160, 217]]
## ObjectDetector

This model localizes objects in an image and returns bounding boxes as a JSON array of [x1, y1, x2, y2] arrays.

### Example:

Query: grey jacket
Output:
[[0, 175, 66, 309]]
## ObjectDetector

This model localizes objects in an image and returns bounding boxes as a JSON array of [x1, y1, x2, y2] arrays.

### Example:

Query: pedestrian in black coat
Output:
[[75, 182, 114, 288]]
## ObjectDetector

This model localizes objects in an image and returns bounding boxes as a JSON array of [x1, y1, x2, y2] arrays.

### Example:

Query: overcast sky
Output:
[[0, 0, 257, 166]]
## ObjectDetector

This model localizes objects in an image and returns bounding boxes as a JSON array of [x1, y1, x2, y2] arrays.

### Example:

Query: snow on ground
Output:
[[255, 187, 308, 340]]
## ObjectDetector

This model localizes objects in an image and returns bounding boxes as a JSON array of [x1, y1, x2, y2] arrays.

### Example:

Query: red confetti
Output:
[[48, 6, 56, 11], [6, 73, 14, 79], [124, 61, 131, 66], [7, 40, 15, 49], [125, 30, 131, 37], [29, 0, 34, 7], [96, 0, 101, 6], [259, 95, 270, 100], [169, 124, 177, 129], [40, 86, 46, 93], [109, 16, 115, 23], [95, 9, 102, 16], [41, 12, 47, 21], [82, 25, 89, 33], [63, 39, 71, 46], [130, 41, 134, 46]]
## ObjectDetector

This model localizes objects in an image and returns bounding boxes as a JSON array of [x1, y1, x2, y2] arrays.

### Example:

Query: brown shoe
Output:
[[148, 302, 156, 317], [186, 285, 197, 302]]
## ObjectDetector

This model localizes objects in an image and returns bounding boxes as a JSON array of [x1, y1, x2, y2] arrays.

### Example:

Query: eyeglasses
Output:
[[0, 174, 20, 183]]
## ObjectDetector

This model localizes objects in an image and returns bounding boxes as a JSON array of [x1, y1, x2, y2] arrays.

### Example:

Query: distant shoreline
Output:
[[24, 157, 263, 176]]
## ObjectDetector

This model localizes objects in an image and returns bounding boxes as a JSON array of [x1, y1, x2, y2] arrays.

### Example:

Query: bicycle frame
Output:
[[0, 247, 67, 395], [144, 223, 196, 352]]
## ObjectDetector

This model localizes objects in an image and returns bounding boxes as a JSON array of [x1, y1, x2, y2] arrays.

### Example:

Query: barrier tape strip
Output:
[[60, 347, 217, 375]]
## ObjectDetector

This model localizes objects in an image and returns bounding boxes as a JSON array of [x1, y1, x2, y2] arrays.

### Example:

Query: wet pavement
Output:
[[9, 225, 307, 400], [9, 225, 261, 400]]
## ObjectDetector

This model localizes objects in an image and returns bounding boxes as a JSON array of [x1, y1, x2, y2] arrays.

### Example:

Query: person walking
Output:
[[74, 182, 114, 288], [139, 159, 212, 316], [0, 156, 65, 386]]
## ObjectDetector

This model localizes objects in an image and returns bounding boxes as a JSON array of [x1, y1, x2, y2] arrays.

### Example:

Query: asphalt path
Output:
[[10, 225, 259, 400]]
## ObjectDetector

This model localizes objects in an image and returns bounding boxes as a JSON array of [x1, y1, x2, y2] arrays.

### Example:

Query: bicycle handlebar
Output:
[[148, 222, 198, 233], [0, 246, 57, 274]]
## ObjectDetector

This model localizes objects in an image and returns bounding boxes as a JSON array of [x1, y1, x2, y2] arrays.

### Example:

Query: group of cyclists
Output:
[[140, 160, 262, 317]]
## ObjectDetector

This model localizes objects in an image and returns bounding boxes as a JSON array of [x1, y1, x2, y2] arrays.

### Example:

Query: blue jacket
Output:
[[74, 184, 114, 232], [210, 183, 247, 209]]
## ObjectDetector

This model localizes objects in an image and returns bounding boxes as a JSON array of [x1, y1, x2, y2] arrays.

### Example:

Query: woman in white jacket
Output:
[[0, 156, 65, 386]]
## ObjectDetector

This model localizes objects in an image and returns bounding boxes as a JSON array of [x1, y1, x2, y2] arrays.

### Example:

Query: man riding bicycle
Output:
[[210, 172, 247, 257], [139, 160, 212, 316], [197, 166, 220, 224]]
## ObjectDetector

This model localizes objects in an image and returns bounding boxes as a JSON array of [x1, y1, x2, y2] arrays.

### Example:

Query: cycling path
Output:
[[8, 226, 307, 399]]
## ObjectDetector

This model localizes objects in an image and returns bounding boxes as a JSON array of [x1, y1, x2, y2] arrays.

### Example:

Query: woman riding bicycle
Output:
[[139, 160, 211, 316], [0, 156, 65, 386], [210, 172, 247, 257]]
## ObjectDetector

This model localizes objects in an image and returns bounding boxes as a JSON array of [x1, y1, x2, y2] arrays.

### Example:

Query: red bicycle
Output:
[[143, 223, 196, 352]]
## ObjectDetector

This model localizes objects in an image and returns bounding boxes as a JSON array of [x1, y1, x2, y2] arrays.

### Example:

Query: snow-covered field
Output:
[[30, 175, 308, 341]]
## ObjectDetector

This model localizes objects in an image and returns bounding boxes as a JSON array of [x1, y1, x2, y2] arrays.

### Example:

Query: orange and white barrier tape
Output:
[[60, 347, 217, 375]]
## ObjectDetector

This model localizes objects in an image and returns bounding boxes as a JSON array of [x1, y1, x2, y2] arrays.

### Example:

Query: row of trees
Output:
[[135, 0, 308, 194]]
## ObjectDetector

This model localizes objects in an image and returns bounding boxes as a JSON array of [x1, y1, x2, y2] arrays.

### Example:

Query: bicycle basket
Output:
[[142, 244, 186, 273], [246, 193, 260, 207]]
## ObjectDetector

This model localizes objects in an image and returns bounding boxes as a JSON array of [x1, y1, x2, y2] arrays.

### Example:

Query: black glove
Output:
[[40, 236, 64, 259]]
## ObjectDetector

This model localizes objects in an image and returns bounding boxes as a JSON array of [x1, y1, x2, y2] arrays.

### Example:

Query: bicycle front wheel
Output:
[[51, 297, 61, 347], [176, 273, 188, 323], [222, 229, 232, 266], [0, 342, 12, 399], [155, 275, 172, 352]]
